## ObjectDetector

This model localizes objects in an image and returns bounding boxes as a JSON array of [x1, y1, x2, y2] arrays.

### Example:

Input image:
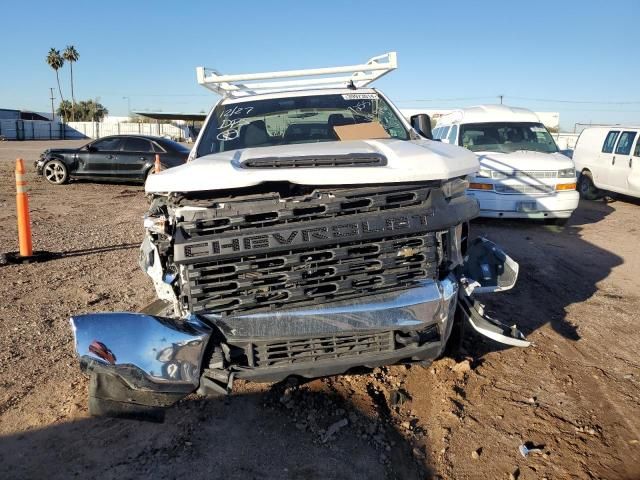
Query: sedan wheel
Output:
[[43, 160, 69, 185]]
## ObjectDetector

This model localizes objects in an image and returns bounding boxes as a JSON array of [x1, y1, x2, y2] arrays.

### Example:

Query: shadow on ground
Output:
[[0, 385, 431, 480], [464, 199, 622, 356]]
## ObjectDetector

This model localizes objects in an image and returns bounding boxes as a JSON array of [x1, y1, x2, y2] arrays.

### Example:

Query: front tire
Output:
[[578, 171, 600, 200], [43, 159, 69, 185]]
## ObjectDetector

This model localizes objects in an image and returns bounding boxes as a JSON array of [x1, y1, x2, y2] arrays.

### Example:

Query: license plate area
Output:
[[516, 201, 538, 213]]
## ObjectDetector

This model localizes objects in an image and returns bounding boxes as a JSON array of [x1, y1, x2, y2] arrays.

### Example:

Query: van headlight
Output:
[[476, 168, 492, 178], [558, 168, 575, 178]]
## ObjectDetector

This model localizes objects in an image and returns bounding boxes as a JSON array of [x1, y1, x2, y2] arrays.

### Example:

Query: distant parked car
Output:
[[572, 126, 640, 200], [35, 135, 190, 185]]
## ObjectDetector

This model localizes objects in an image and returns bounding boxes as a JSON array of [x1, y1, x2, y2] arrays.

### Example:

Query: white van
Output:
[[572, 126, 640, 199], [434, 105, 579, 221]]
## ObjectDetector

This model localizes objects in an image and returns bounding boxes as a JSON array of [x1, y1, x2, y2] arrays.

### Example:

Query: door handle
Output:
[[612, 156, 616, 165], [140, 156, 146, 160], [106, 154, 113, 160], [630, 158, 633, 168]]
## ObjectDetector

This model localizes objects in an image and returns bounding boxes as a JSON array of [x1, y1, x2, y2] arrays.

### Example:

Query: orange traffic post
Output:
[[154, 154, 161, 174], [15, 158, 33, 257]]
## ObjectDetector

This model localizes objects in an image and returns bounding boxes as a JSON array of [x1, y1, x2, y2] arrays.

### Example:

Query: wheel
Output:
[[43, 159, 69, 185], [578, 171, 600, 200]]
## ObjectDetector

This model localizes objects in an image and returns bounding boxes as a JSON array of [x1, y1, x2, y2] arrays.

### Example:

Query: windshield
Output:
[[459, 122, 558, 153], [196, 93, 408, 156]]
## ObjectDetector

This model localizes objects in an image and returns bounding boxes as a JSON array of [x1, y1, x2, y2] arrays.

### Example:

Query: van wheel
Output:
[[578, 171, 600, 200]]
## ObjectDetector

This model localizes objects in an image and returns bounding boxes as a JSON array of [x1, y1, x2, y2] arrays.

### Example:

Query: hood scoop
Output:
[[239, 153, 387, 169]]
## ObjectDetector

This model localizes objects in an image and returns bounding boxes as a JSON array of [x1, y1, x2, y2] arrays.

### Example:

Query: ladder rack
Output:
[[196, 52, 397, 98]]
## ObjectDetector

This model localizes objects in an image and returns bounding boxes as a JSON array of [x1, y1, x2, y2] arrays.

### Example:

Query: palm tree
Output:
[[76, 100, 109, 121], [46, 49, 65, 108], [62, 46, 79, 121], [56, 100, 73, 120]]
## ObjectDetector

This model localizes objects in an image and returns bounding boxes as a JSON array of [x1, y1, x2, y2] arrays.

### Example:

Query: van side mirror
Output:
[[410, 114, 433, 140]]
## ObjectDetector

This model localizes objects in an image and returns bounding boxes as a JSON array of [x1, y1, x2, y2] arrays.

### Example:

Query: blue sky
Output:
[[2, 0, 639, 130]]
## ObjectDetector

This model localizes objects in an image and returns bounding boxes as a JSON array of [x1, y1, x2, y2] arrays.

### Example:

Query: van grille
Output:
[[494, 184, 555, 194]]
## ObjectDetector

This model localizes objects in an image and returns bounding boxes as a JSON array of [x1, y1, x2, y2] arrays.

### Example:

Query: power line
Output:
[[397, 95, 640, 106], [501, 96, 640, 105], [396, 96, 495, 103]]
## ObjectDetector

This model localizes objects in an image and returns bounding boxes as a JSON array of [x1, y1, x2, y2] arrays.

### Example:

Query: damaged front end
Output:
[[70, 185, 528, 419]]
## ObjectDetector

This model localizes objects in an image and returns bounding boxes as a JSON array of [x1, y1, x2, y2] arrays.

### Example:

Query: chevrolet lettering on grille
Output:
[[175, 208, 435, 263]]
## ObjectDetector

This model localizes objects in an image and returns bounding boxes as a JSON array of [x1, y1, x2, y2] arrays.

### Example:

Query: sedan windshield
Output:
[[196, 93, 408, 156], [460, 122, 558, 153]]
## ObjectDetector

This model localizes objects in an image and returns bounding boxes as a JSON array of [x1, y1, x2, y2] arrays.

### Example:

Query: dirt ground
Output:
[[0, 140, 638, 480]]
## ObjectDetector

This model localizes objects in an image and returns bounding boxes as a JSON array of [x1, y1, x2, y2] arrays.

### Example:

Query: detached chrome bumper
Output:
[[70, 278, 458, 414]]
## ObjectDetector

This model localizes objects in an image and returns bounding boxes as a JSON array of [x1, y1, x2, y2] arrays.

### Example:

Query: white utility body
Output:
[[572, 126, 640, 199], [434, 105, 579, 220]]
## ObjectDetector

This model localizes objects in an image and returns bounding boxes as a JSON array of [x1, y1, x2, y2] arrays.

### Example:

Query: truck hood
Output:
[[475, 151, 574, 172], [145, 139, 479, 193]]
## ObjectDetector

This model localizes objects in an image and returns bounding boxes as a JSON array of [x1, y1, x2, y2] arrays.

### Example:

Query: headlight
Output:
[[476, 168, 492, 178], [558, 167, 575, 178], [442, 178, 469, 198]]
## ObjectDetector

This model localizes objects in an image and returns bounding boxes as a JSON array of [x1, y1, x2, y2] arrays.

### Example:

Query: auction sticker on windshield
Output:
[[342, 93, 378, 100]]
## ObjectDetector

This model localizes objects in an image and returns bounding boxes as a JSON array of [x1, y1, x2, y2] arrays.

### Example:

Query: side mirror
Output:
[[87, 145, 97, 152], [410, 114, 433, 140]]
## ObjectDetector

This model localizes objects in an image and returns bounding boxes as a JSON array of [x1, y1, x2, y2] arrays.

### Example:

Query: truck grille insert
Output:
[[175, 183, 442, 315], [251, 330, 395, 367]]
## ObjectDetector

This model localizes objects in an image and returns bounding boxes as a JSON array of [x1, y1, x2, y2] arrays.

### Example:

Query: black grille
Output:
[[251, 330, 395, 367], [241, 154, 387, 169], [177, 183, 433, 239], [174, 183, 443, 315], [184, 232, 438, 314]]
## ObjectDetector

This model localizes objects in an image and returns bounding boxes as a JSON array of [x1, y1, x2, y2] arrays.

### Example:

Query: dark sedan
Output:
[[35, 135, 190, 185]]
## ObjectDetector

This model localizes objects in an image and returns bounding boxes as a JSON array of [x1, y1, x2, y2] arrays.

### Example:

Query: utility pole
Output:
[[499, 95, 504, 105], [49, 88, 55, 121]]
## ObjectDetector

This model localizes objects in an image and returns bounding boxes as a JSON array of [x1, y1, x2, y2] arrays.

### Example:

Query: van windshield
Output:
[[196, 93, 409, 156], [459, 122, 558, 153]]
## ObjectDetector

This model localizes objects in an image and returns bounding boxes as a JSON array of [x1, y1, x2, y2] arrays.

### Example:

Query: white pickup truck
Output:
[[70, 53, 528, 418]]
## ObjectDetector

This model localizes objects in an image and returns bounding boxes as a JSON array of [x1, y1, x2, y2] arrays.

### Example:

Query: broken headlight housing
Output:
[[143, 213, 169, 235]]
